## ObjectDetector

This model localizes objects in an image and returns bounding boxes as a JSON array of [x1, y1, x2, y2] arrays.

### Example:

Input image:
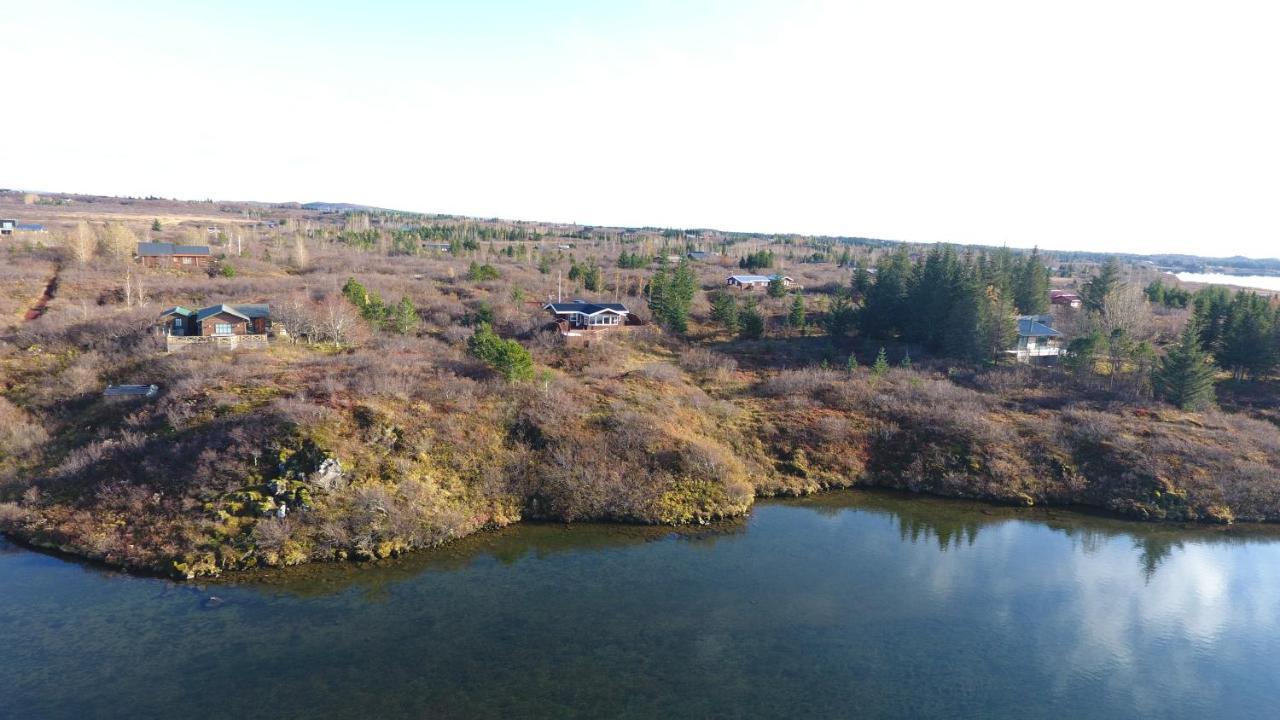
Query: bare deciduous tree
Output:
[[315, 294, 363, 347], [291, 235, 310, 270], [65, 221, 96, 263], [100, 222, 138, 260]]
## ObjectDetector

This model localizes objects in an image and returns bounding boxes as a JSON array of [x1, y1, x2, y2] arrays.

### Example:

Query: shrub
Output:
[[467, 323, 534, 381]]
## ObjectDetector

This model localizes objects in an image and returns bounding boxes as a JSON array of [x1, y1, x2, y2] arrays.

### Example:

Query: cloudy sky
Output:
[[6, 1, 1278, 257]]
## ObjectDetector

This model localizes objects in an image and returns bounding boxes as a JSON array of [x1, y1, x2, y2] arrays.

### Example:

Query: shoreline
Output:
[[5, 483, 1277, 582]]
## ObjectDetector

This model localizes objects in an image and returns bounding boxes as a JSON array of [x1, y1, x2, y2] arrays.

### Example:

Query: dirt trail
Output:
[[23, 264, 61, 322]]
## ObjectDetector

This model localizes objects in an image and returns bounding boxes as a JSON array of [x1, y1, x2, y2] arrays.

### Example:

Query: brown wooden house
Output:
[[137, 242, 212, 269], [158, 304, 270, 351]]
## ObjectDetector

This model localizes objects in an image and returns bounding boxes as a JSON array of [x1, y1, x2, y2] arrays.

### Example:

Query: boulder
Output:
[[310, 457, 345, 491]]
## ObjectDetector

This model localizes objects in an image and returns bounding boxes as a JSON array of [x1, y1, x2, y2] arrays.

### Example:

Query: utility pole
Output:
[[557, 271, 563, 302]]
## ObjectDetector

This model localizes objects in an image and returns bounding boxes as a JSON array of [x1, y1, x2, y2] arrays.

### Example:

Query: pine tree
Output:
[[1219, 292, 1276, 381], [739, 303, 765, 339], [390, 296, 419, 335], [845, 352, 858, 374], [1014, 247, 1051, 314], [788, 294, 806, 332], [872, 347, 890, 376], [1153, 324, 1218, 411], [824, 291, 858, 338], [767, 276, 787, 298], [467, 323, 534, 382], [1083, 257, 1121, 315], [900, 351, 912, 369], [861, 246, 912, 338], [851, 261, 872, 301], [710, 291, 740, 334], [648, 261, 696, 333], [583, 265, 603, 292]]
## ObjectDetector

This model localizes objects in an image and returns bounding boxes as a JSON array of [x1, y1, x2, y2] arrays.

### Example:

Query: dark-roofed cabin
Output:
[[544, 301, 633, 335], [137, 242, 212, 269]]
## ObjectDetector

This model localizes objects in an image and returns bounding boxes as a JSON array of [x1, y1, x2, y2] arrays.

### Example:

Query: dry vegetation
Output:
[[1, 191, 1277, 578]]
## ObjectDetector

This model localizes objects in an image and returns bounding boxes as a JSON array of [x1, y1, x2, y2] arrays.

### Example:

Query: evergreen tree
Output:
[[851, 261, 872, 301], [467, 323, 534, 382], [845, 352, 858, 374], [872, 347, 890, 376], [942, 267, 989, 362], [467, 262, 500, 281], [1153, 324, 1218, 410], [341, 277, 369, 306], [767, 276, 788, 298], [390, 296, 419, 335], [710, 291, 740, 334], [1191, 285, 1233, 354], [1219, 292, 1276, 380], [860, 246, 911, 338], [1083, 257, 1121, 315], [738, 250, 775, 270], [537, 254, 551, 274], [739, 303, 765, 339], [904, 245, 961, 351], [977, 283, 1019, 362], [788, 294, 806, 332], [824, 291, 859, 339], [648, 261, 696, 333], [1013, 247, 1051, 314], [151, 219, 162, 232], [583, 265, 603, 292]]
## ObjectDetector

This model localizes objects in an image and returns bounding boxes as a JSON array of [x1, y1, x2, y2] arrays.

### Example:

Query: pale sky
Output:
[[5, 0, 1279, 258]]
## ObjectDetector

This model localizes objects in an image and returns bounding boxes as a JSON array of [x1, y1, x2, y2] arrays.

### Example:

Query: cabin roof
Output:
[[231, 303, 270, 319], [137, 242, 211, 257], [196, 304, 251, 322], [1017, 315, 1061, 338], [729, 274, 790, 283]]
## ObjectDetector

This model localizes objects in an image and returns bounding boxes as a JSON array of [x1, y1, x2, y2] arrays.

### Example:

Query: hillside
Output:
[[1, 190, 1278, 579]]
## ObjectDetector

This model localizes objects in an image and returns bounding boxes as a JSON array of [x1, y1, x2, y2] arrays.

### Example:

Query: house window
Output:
[[215, 323, 232, 335], [182, 257, 192, 265]]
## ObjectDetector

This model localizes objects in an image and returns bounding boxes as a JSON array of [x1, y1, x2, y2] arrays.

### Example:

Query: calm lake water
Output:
[[3, 491, 1279, 720], [1175, 272, 1280, 292]]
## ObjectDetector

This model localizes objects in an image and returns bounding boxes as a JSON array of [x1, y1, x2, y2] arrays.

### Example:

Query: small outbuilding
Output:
[[104, 384, 159, 399]]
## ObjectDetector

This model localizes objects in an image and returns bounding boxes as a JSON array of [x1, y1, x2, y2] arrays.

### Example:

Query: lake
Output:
[[1175, 272, 1280, 292], [3, 491, 1279, 720]]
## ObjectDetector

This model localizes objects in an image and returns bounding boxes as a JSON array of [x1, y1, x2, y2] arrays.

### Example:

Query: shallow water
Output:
[[3, 491, 1279, 720]]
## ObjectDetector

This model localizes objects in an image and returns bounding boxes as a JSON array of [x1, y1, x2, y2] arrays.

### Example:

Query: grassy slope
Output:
[[1, 196, 1277, 578]]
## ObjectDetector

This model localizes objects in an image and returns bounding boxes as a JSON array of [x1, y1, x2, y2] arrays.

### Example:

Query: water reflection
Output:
[[3, 489, 1279, 720], [233, 520, 749, 599]]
